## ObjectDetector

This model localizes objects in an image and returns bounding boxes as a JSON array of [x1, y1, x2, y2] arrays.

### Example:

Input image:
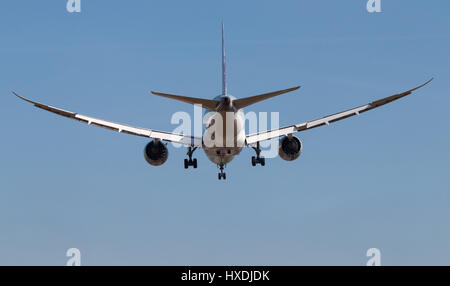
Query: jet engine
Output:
[[144, 140, 168, 166], [279, 136, 302, 161]]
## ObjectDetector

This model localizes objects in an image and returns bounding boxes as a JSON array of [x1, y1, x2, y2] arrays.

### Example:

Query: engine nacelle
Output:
[[279, 136, 302, 161], [144, 140, 168, 166]]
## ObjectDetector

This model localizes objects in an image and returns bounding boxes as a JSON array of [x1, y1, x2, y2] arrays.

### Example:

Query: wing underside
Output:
[[13, 92, 202, 147], [246, 78, 433, 145]]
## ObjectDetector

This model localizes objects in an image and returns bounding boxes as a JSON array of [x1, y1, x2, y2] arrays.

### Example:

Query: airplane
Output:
[[13, 23, 433, 180]]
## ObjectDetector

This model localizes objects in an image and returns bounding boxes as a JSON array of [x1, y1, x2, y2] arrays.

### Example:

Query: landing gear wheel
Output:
[[251, 143, 266, 167], [218, 164, 226, 180], [184, 147, 198, 169], [218, 173, 227, 180], [193, 158, 197, 169]]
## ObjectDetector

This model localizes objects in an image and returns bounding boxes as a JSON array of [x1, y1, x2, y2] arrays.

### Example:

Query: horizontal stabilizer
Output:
[[233, 86, 301, 110], [151, 91, 219, 111]]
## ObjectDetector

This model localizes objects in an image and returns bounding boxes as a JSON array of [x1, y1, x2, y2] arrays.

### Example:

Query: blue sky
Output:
[[0, 1, 449, 265]]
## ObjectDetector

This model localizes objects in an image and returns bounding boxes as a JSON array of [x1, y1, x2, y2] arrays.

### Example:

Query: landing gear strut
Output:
[[184, 147, 198, 169], [218, 164, 226, 180], [251, 142, 265, 166]]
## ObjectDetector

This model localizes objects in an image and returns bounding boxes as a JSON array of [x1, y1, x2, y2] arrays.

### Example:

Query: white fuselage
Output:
[[202, 95, 246, 166]]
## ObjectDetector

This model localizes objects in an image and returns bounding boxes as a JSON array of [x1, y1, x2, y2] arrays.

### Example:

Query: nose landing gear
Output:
[[218, 164, 226, 180], [251, 142, 265, 166], [184, 147, 198, 169]]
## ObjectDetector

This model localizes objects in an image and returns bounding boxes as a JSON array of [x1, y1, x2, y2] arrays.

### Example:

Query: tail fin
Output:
[[233, 86, 301, 110], [151, 91, 219, 111], [222, 22, 227, 96]]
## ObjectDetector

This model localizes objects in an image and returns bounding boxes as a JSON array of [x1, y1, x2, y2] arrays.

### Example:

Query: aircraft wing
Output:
[[245, 78, 433, 145], [13, 92, 202, 147]]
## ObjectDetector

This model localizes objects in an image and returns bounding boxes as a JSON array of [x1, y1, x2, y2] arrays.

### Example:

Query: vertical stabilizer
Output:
[[222, 22, 227, 96]]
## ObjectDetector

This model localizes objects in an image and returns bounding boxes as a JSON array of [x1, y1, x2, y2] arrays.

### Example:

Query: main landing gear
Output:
[[251, 142, 265, 167], [218, 164, 226, 180], [184, 147, 198, 169]]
